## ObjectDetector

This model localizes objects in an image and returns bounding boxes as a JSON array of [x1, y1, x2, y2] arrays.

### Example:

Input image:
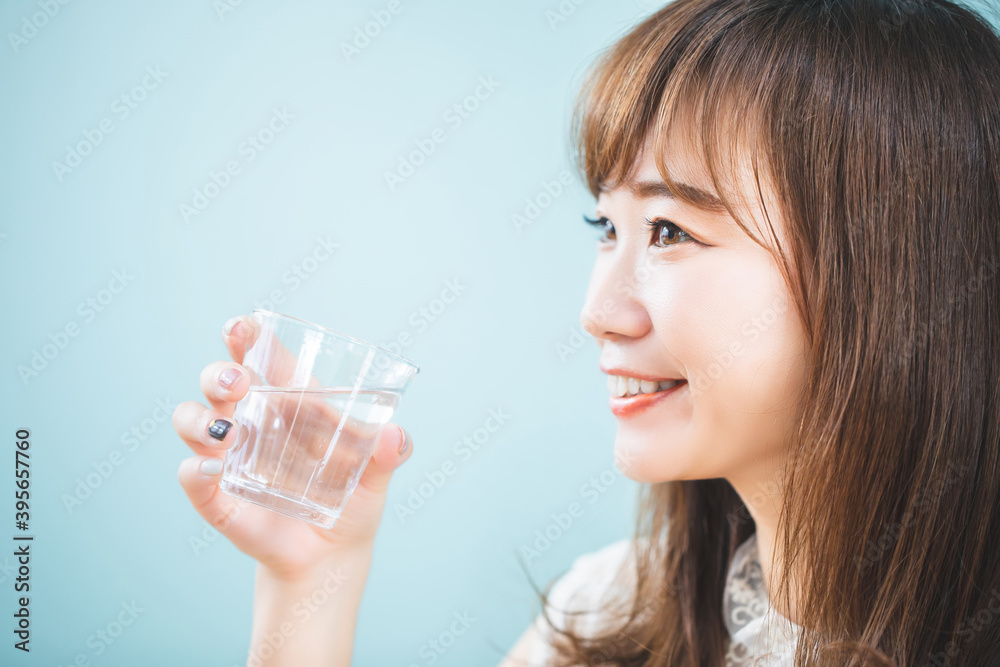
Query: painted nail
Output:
[[219, 368, 243, 390], [201, 458, 224, 475], [222, 317, 241, 336], [208, 418, 233, 441], [397, 427, 410, 456]]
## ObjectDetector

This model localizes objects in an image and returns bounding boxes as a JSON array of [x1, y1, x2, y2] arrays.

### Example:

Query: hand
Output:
[[172, 315, 414, 580]]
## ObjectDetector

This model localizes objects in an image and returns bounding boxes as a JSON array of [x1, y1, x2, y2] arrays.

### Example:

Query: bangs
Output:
[[570, 0, 799, 253]]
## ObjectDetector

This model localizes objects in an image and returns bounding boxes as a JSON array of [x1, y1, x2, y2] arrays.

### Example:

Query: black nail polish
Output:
[[208, 419, 233, 441]]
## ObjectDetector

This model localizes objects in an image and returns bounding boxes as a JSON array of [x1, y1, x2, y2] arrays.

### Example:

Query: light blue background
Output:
[[7, 1, 998, 666], [0, 1, 664, 665]]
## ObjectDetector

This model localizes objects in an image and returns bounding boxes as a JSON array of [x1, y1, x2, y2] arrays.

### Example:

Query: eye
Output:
[[643, 217, 696, 249], [583, 215, 615, 243]]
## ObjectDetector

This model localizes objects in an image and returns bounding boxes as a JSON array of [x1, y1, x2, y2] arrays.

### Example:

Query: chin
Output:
[[613, 433, 708, 483]]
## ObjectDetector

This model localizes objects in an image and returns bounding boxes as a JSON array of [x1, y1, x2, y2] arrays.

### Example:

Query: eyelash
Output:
[[583, 215, 697, 249]]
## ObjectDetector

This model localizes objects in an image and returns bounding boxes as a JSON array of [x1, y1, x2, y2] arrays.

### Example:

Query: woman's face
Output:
[[580, 133, 808, 492]]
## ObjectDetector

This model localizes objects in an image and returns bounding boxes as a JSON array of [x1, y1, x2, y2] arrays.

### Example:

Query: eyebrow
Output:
[[627, 179, 728, 213]]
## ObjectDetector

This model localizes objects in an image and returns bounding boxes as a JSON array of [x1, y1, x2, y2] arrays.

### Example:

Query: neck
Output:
[[726, 469, 801, 626]]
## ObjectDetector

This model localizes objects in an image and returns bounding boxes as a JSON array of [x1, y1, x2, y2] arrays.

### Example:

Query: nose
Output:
[[579, 255, 653, 342]]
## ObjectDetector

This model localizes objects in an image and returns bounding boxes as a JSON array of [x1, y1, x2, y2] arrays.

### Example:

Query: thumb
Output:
[[358, 423, 412, 495]]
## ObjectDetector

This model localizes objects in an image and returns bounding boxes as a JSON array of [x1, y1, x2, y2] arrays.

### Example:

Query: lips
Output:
[[608, 379, 688, 417]]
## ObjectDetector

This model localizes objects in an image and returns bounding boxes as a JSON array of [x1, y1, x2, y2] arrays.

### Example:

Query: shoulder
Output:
[[538, 538, 638, 639], [551, 539, 635, 607], [504, 538, 652, 666]]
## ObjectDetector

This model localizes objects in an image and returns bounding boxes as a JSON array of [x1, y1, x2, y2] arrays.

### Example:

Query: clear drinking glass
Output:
[[219, 309, 419, 529]]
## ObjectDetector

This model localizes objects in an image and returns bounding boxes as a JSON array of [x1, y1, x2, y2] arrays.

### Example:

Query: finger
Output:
[[172, 401, 241, 456], [177, 455, 249, 534], [222, 315, 259, 365], [221, 314, 326, 390], [357, 423, 413, 495], [199, 361, 251, 414]]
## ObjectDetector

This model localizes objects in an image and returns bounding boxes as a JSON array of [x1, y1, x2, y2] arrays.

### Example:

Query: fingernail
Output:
[[223, 317, 241, 336], [397, 427, 410, 456], [201, 458, 224, 476], [208, 418, 234, 441], [219, 368, 243, 390]]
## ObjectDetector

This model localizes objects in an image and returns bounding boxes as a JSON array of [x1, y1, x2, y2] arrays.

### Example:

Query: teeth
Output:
[[607, 375, 682, 398], [640, 379, 659, 394]]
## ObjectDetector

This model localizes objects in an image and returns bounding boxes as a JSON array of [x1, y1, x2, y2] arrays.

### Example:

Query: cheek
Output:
[[650, 252, 806, 459]]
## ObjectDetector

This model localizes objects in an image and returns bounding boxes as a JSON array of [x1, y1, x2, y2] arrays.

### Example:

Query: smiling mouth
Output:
[[608, 379, 688, 417], [607, 374, 685, 398]]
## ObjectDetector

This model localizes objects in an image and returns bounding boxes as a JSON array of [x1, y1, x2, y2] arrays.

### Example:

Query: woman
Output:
[[172, 0, 1000, 664]]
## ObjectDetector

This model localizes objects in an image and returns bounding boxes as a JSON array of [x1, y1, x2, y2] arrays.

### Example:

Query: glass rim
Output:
[[251, 309, 421, 374]]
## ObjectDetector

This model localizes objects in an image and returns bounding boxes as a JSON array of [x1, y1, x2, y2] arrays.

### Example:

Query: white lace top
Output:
[[525, 532, 802, 665]]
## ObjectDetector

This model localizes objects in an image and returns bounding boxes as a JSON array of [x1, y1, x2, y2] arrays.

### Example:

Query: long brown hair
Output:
[[525, 1, 1000, 665]]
